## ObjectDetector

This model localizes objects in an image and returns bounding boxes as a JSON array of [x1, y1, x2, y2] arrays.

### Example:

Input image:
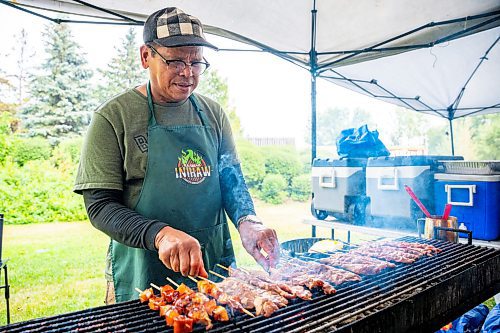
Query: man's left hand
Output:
[[238, 220, 280, 271]]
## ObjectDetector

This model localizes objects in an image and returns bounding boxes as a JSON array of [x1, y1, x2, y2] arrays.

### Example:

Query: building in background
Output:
[[246, 137, 296, 147]]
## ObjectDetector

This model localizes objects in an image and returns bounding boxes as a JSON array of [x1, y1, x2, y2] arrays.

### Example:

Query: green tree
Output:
[[426, 124, 450, 155], [197, 69, 242, 137], [307, 107, 374, 146], [468, 114, 500, 159], [21, 22, 95, 141], [96, 27, 146, 101], [387, 108, 428, 146]]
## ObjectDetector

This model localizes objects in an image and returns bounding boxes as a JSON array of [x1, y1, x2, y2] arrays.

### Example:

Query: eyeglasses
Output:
[[148, 44, 210, 76]]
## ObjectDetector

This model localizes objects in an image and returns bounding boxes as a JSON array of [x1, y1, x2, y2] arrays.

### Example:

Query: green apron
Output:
[[111, 83, 235, 302]]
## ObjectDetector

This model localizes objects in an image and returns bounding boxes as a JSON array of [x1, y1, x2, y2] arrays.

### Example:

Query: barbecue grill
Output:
[[2, 236, 499, 333]]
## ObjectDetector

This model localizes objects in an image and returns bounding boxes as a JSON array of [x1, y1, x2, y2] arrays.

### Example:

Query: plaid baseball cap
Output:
[[143, 7, 217, 50]]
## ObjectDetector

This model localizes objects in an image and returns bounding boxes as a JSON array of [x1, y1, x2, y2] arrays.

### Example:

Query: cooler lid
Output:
[[312, 158, 368, 167], [367, 155, 463, 167], [434, 173, 500, 182]]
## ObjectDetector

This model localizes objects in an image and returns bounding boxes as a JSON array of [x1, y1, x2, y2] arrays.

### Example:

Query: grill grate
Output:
[[2, 236, 499, 333]]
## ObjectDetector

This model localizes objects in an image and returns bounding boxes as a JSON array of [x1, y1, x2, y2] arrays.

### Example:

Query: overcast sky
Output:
[[0, 4, 404, 146]]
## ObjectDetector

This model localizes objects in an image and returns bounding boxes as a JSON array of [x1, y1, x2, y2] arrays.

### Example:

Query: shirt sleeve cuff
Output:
[[144, 220, 169, 251]]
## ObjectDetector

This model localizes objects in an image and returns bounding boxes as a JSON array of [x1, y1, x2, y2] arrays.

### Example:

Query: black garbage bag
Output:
[[336, 124, 390, 158]]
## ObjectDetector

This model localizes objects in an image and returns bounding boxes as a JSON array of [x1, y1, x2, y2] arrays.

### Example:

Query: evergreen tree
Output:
[[96, 27, 146, 101], [22, 22, 95, 141]]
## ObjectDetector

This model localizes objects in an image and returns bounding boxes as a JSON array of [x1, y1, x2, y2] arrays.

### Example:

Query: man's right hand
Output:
[[155, 226, 208, 278]]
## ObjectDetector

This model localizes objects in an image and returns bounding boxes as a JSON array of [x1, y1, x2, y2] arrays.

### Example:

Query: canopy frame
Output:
[[2, 0, 499, 158]]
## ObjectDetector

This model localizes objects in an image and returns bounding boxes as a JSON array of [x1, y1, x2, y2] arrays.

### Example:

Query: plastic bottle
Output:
[[459, 223, 467, 230]]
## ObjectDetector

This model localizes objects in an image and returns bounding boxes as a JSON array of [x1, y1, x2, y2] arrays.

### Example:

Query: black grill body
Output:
[[2, 237, 499, 333]]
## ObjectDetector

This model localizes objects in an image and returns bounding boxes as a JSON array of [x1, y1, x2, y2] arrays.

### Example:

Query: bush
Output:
[[290, 174, 311, 201], [0, 112, 16, 163], [0, 159, 86, 224], [298, 148, 313, 173], [236, 140, 266, 188], [51, 137, 83, 170], [0, 135, 12, 164], [258, 174, 287, 204], [260, 146, 302, 188], [9, 136, 52, 166]]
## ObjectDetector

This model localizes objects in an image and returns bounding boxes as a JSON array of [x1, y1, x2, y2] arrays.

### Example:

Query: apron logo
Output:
[[175, 149, 211, 184]]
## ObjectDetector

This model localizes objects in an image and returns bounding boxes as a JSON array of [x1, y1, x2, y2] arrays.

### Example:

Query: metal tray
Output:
[[439, 160, 500, 175]]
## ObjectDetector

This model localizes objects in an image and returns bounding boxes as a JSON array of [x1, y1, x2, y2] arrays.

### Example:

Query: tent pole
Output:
[[310, 0, 318, 163], [449, 118, 455, 156], [311, 73, 317, 161]]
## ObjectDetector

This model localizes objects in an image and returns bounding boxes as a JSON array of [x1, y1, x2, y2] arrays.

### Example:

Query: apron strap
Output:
[[189, 94, 210, 127], [146, 82, 157, 127]]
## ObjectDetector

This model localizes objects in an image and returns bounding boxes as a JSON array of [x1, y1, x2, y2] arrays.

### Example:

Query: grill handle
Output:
[[433, 226, 473, 245]]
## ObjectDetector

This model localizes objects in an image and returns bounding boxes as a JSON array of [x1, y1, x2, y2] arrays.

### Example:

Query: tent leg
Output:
[[449, 119, 455, 156], [311, 74, 317, 162]]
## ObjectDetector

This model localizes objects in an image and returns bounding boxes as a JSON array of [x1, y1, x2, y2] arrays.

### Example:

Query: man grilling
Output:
[[74, 7, 280, 303]]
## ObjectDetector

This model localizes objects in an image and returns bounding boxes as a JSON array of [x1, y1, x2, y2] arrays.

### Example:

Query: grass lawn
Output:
[[0, 199, 496, 325], [0, 200, 320, 324]]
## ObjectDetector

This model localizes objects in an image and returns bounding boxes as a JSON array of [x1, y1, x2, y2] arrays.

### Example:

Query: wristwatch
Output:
[[236, 215, 263, 228]]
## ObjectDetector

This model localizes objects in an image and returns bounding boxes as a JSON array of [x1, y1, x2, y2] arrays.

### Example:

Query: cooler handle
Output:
[[319, 169, 336, 188], [445, 184, 476, 206], [377, 168, 399, 191]]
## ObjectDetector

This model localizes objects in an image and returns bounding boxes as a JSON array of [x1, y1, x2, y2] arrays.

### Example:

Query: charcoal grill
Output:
[[1, 236, 499, 333]]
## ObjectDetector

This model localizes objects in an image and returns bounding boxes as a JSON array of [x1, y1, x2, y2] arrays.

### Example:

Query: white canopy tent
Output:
[[2, 0, 499, 156]]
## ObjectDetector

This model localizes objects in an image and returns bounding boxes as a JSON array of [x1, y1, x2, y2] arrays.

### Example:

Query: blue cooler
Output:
[[434, 173, 500, 241], [366, 155, 462, 230], [311, 158, 368, 223]]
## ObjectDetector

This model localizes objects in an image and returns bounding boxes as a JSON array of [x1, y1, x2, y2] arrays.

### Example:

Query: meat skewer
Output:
[[351, 245, 420, 263], [136, 286, 197, 332], [372, 241, 442, 256], [210, 269, 287, 317], [137, 279, 236, 332], [282, 258, 361, 285], [228, 267, 298, 299], [187, 275, 255, 318], [227, 266, 314, 300], [216, 265, 289, 297], [216, 263, 334, 297], [309, 249, 396, 275], [239, 268, 314, 300]]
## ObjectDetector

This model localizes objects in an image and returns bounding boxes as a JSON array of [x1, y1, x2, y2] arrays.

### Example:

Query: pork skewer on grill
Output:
[[136, 286, 198, 332], [209, 269, 287, 317], [187, 276, 255, 318], [218, 263, 336, 297], [137, 278, 232, 332], [226, 267, 306, 300], [279, 257, 362, 285], [371, 241, 442, 256], [350, 245, 421, 263], [231, 267, 314, 300], [309, 250, 396, 275], [153, 279, 216, 330]]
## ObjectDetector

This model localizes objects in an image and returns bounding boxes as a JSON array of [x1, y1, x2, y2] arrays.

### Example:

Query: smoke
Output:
[[218, 153, 255, 225]]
